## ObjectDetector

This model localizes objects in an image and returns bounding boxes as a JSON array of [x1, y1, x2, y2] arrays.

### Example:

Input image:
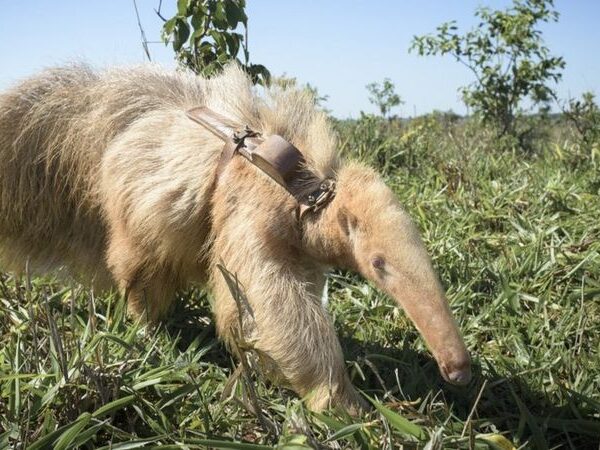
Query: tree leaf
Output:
[[177, 0, 190, 16], [213, 2, 229, 30], [163, 17, 177, 36], [173, 19, 190, 51], [224, 0, 246, 28], [224, 32, 240, 57], [191, 11, 207, 35]]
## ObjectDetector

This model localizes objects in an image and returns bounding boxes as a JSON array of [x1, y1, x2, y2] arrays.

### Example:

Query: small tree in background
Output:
[[161, 0, 270, 84], [410, 0, 564, 138], [366, 78, 403, 119], [565, 92, 600, 152]]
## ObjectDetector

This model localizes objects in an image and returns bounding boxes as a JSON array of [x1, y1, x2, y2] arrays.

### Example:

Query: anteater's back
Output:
[[0, 64, 208, 279], [0, 63, 337, 284]]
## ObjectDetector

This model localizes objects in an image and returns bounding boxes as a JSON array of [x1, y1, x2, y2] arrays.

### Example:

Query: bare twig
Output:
[[132, 0, 152, 61], [362, 356, 389, 397], [243, 20, 249, 67], [154, 0, 167, 22], [216, 263, 277, 435], [461, 379, 488, 438]]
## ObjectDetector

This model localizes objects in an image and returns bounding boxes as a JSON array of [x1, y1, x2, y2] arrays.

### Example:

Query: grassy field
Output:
[[1, 115, 599, 449]]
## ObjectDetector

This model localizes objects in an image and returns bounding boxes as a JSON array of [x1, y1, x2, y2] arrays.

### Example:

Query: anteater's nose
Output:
[[441, 355, 472, 386], [446, 367, 472, 385]]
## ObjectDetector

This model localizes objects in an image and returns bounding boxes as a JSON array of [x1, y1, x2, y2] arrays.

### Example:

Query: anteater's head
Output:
[[303, 162, 471, 386]]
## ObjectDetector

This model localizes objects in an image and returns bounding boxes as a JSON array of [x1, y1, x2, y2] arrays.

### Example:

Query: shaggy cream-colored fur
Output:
[[0, 64, 471, 412]]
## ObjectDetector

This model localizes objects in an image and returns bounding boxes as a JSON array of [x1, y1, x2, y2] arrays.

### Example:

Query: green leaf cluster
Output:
[[162, 0, 270, 84], [564, 92, 600, 153], [410, 0, 565, 138]]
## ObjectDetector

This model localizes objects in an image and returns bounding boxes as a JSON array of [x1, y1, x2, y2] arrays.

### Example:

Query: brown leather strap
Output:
[[216, 133, 262, 179], [243, 135, 305, 187], [186, 106, 335, 219], [187, 106, 238, 140]]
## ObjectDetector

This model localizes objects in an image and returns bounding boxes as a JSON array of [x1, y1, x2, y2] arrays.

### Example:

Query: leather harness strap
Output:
[[186, 106, 336, 219]]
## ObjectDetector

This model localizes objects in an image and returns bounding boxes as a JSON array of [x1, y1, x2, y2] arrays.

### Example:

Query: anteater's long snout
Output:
[[387, 283, 472, 386], [414, 296, 472, 386]]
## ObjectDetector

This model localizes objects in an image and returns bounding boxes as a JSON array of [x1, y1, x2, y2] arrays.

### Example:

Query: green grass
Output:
[[1, 116, 599, 449]]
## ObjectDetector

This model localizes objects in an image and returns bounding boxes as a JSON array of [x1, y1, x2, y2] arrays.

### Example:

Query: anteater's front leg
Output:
[[211, 264, 365, 413]]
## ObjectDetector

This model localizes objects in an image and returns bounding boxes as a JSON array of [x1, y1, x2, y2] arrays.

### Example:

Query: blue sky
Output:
[[1, 1, 598, 118]]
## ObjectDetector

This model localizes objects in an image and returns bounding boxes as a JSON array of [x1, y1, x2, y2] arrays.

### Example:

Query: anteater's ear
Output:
[[337, 207, 359, 238]]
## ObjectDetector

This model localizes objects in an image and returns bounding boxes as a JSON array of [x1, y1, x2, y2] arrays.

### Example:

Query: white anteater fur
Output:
[[0, 64, 471, 412]]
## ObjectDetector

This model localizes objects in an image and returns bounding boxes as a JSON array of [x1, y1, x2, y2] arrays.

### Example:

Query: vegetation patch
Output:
[[1, 115, 598, 449]]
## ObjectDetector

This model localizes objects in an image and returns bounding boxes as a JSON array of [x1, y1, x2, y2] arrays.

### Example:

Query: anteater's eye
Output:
[[371, 255, 385, 270]]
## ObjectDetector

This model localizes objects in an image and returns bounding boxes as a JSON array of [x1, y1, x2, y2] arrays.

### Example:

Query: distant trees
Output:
[[410, 0, 565, 138], [160, 0, 270, 84], [366, 78, 403, 119]]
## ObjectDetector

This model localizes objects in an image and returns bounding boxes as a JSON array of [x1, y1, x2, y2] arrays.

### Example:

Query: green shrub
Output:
[[410, 0, 565, 141], [161, 0, 270, 84], [565, 92, 600, 158]]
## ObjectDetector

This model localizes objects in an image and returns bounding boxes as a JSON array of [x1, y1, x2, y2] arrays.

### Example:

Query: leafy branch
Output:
[[161, 0, 270, 85], [410, 0, 565, 139]]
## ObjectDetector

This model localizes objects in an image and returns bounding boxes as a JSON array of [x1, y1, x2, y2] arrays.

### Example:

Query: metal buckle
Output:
[[306, 179, 336, 212], [233, 126, 261, 150]]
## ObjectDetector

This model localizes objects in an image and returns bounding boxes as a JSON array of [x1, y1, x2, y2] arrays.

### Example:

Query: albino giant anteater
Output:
[[0, 64, 471, 412]]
